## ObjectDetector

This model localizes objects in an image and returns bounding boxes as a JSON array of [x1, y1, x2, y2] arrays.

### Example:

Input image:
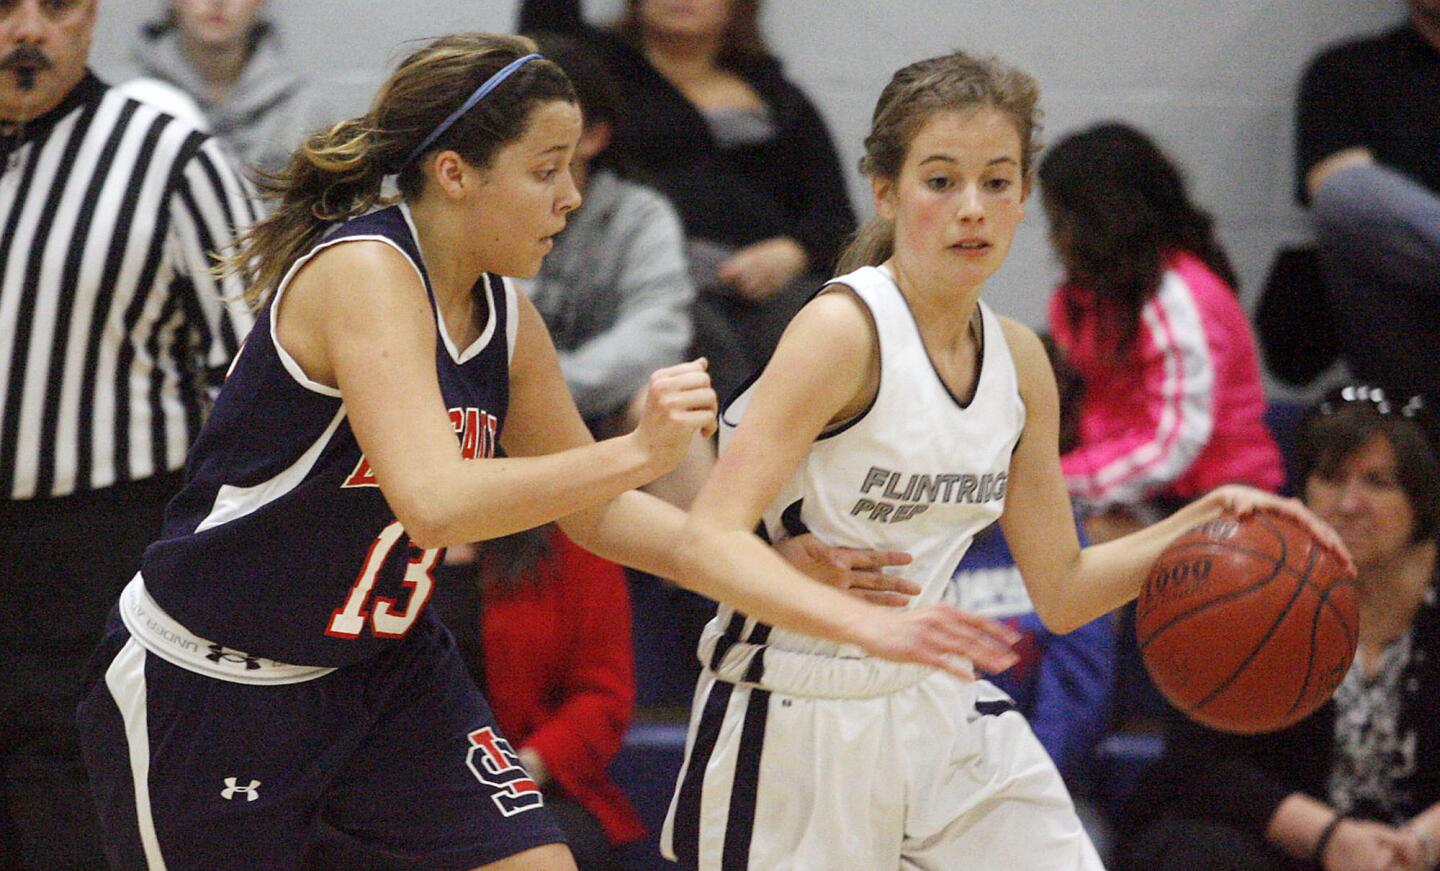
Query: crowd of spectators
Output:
[[1, 0, 1435, 868]]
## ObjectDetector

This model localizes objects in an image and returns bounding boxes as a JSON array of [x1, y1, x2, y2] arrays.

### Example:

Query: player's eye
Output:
[[925, 176, 952, 192]]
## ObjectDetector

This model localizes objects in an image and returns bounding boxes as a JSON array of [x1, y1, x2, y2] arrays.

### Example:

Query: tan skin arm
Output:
[[670, 288, 1021, 676], [997, 318, 1354, 634], [277, 241, 711, 550]]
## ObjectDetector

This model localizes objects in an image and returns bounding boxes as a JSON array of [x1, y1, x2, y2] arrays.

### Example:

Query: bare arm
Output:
[[280, 242, 709, 549], [997, 319, 1352, 634], [663, 290, 1018, 675]]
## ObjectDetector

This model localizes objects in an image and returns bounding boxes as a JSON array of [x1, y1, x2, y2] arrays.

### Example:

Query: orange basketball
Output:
[[1136, 511, 1358, 734]]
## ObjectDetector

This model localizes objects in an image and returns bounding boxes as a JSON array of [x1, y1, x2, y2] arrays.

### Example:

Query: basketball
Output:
[[1136, 512, 1358, 734]]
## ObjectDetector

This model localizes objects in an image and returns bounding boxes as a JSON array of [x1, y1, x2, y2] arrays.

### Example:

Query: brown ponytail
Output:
[[835, 51, 1043, 274], [219, 33, 574, 311]]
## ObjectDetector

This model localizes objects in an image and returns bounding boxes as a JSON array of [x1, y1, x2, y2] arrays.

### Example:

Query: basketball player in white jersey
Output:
[[660, 50, 1354, 870]]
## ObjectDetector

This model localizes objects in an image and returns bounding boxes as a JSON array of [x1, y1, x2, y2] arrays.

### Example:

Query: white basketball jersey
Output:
[[718, 264, 1026, 658]]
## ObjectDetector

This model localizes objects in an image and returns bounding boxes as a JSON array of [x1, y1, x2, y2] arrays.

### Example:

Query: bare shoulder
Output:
[[785, 283, 877, 363], [290, 239, 425, 304], [996, 314, 1052, 390]]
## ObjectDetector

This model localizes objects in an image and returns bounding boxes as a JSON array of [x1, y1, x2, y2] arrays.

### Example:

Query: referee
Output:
[[0, 2, 255, 868]]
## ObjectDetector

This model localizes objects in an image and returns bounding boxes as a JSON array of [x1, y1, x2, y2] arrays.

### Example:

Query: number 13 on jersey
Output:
[[326, 520, 439, 638]]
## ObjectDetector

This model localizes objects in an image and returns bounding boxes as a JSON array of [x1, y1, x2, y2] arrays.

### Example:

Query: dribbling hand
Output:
[[1204, 484, 1357, 577], [633, 359, 717, 473], [773, 533, 918, 607], [852, 603, 1020, 680]]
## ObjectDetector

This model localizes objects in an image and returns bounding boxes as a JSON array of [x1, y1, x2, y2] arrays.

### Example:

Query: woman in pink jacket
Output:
[[1040, 123, 1283, 539]]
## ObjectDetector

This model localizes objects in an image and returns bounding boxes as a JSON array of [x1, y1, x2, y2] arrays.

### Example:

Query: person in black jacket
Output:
[[1117, 385, 1440, 871], [518, 0, 856, 403]]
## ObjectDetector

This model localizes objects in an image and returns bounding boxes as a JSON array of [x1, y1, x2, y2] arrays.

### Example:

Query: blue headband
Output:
[[400, 52, 542, 170]]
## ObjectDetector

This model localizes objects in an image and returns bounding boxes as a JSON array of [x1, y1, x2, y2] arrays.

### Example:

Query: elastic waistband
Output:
[[120, 575, 335, 685], [696, 618, 969, 699]]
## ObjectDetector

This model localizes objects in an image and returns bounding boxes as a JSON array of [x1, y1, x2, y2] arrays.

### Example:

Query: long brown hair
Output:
[[1039, 123, 1238, 357], [221, 33, 574, 311], [836, 51, 1042, 275], [619, 0, 770, 70]]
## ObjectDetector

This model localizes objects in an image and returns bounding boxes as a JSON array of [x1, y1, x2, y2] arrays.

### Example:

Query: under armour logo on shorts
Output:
[[206, 643, 261, 670], [220, 777, 261, 801]]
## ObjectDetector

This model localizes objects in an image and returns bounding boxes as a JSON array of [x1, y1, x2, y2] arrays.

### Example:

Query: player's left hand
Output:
[[774, 533, 918, 607], [1204, 485, 1357, 577], [717, 236, 808, 302]]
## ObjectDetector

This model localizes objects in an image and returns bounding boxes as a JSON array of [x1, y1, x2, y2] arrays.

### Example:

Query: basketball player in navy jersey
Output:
[[74, 34, 1021, 871], [660, 51, 1356, 870]]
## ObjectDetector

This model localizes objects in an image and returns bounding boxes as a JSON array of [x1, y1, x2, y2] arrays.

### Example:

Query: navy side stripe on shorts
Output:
[[721, 688, 772, 871], [673, 680, 734, 870]]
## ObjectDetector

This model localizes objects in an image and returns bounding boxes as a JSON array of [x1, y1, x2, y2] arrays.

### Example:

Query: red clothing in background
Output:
[[481, 528, 646, 846], [1050, 251, 1284, 508]]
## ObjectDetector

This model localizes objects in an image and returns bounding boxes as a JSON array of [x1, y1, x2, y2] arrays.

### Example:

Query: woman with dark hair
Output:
[[1117, 385, 1440, 871], [1039, 122, 1284, 539], [518, 0, 857, 402]]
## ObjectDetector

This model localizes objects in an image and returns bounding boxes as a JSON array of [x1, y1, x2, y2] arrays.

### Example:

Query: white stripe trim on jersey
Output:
[[104, 638, 169, 871], [120, 575, 336, 684], [502, 275, 519, 365], [398, 202, 498, 365], [1066, 270, 1215, 505], [194, 405, 346, 533], [264, 234, 376, 398]]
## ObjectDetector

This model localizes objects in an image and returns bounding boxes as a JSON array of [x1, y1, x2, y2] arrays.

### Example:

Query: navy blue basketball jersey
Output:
[[142, 204, 515, 667]]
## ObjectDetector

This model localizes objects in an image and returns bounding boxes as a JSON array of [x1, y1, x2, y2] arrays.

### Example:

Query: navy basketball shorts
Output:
[[76, 605, 562, 870]]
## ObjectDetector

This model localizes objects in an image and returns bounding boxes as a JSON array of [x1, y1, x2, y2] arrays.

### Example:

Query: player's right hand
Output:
[[633, 359, 717, 473], [773, 533, 918, 607], [853, 603, 1020, 680]]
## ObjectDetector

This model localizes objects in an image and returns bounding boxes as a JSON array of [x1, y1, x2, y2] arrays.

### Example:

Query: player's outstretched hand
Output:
[[852, 603, 1020, 680], [1204, 485, 1357, 577], [633, 359, 718, 472], [773, 533, 918, 607]]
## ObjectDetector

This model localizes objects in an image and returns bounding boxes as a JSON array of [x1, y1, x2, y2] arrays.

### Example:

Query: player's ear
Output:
[[872, 175, 896, 222], [429, 150, 471, 201]]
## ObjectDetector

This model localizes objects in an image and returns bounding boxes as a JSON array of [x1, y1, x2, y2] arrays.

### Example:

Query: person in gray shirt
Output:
[[117, 0, 335, 176]]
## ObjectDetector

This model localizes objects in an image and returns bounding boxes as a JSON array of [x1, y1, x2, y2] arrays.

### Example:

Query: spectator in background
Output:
[[1117, 385, 1440, 871], [118, 0, 333, 175], [518, 32, 709, 508], [518, 0, 856, 402], [1039, 123, 1283, 543], [1292, 0, 1440, 406], [0, 0, 254, 866], [433, 526, 646, 871]]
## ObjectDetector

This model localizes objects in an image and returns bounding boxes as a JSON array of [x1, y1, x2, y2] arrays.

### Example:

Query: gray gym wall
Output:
[[90, 1, 1405, 395]]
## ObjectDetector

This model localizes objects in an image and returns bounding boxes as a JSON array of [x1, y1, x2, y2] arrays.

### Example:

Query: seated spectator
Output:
[[118, 0, 334, 175], [518, 0, 857, 403], [518, 32, 710, 508], [433, 526, 646, 871], [1115, 385, 1440, 871], [1039, 123, 1283, 543], [1289, 2, 1440, 406]]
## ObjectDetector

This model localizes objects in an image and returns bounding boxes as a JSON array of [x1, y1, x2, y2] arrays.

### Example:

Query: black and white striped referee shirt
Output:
[[0, 72, 256, 501]]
